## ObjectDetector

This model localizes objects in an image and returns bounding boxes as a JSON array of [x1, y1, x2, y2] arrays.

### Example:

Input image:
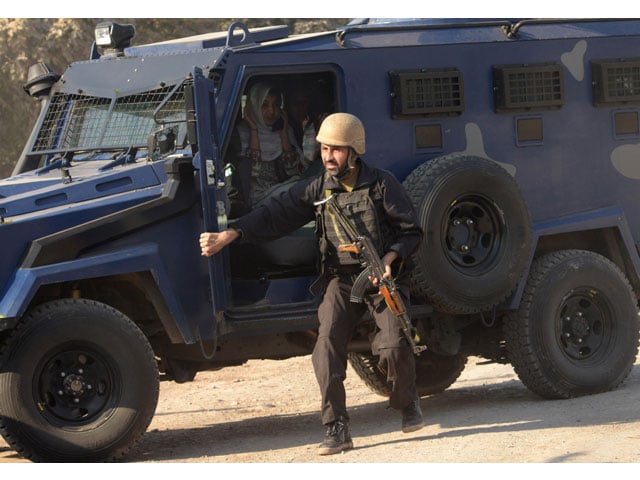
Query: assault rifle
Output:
[[315, 194, 427, 355]]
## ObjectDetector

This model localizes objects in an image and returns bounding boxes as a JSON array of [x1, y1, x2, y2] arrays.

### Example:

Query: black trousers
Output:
[[311, 274, 418, 425]]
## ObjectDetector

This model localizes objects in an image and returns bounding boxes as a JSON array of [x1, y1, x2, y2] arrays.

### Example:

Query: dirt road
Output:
[[2, 355, 640, 464]]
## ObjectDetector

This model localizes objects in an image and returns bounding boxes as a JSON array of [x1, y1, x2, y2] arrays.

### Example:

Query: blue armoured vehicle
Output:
[[1, 18, 640, 461]]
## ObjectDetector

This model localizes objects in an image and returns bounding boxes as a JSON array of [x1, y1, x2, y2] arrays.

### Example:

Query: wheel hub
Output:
[[449, 217, 475, 255], [62, 373, 88, 397], [559, 294, 606, 359], [38, 349, 112, 423], [566, 312, 590, 338], [444, 196, 501, 271]]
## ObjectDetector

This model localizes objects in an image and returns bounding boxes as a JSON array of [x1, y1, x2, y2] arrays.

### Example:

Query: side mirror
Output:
[[147, 126, 178, 161]]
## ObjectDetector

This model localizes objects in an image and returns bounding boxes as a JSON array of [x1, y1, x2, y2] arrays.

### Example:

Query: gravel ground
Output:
[[3, 354, 640, 471]]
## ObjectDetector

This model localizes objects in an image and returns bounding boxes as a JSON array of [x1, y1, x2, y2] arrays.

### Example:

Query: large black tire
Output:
[[403, 155, 532, 314], [348, 350, 467, 397], [504, 250, 640, 399], [0, 299, 159, 462]]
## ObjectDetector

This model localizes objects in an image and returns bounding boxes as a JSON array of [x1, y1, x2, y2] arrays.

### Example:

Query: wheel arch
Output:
[[506, 206, 640, 310], [0, 244, 191, 344], [32, 272, 183, 344]]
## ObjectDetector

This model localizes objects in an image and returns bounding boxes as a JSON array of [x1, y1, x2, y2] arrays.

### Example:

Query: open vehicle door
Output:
[[190, 67, 232, 319]]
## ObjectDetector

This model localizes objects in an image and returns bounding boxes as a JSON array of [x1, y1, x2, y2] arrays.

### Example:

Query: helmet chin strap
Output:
[[333, 149, 358, 181]]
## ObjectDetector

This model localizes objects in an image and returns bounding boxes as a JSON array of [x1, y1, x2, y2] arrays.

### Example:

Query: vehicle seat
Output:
[[254, 221, 317, 267], [229, 221, 318, 279]]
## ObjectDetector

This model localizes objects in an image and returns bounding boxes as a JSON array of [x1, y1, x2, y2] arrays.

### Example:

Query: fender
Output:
[[504, 205, 640, 310], [0, 157, 201, 341], [0, 243, 191, 342], [22, 157, 196, 268]]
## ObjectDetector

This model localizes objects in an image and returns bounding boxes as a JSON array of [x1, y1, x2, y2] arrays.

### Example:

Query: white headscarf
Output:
[[239, 82, 286, 162]]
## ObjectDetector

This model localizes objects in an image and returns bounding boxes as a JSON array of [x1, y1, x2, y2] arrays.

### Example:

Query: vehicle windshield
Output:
[[31, 82, 188, 156]]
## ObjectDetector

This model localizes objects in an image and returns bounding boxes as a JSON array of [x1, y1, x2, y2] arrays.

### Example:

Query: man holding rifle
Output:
[[200, 112, 425, 455]]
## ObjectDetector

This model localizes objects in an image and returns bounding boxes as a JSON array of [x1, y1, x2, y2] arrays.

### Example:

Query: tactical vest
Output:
[[318, 185, 389, 267]]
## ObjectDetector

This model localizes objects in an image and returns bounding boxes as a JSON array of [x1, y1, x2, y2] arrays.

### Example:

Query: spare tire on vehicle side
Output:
[[403, 155, 532, 314]]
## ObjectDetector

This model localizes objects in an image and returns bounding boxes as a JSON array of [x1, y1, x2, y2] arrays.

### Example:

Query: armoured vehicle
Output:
[[1, 18, 640, 461]]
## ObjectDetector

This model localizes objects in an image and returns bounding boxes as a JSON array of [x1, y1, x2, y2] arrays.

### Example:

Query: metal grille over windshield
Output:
[[32, 84, 186, 153]]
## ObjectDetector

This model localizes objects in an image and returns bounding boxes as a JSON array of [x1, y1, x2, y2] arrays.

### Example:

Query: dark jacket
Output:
[[231, 159, 423, 274]]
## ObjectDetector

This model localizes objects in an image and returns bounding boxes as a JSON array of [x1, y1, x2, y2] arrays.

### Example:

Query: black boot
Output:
[[401, 398, 424, 433], [318, 418, 353, 455]]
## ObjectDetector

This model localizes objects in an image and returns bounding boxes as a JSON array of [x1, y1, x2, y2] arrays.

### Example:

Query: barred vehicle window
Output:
[[592, 58, 640, 107], [493, 63, 565, 112], [389, 69, 464, 118], [33, 93, 110, 151], [32, 84, 186, 153]]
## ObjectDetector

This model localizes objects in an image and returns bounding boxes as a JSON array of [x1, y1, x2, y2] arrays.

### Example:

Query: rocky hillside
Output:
[[0, 18, 347, 178]]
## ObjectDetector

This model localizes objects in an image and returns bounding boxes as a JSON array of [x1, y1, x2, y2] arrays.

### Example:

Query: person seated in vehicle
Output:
[[284, 81, 330, 178], [227, 81, 304, 217]]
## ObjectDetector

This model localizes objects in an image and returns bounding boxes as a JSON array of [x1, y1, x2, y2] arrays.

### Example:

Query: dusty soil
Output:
[[2, 354, 640, 464]]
